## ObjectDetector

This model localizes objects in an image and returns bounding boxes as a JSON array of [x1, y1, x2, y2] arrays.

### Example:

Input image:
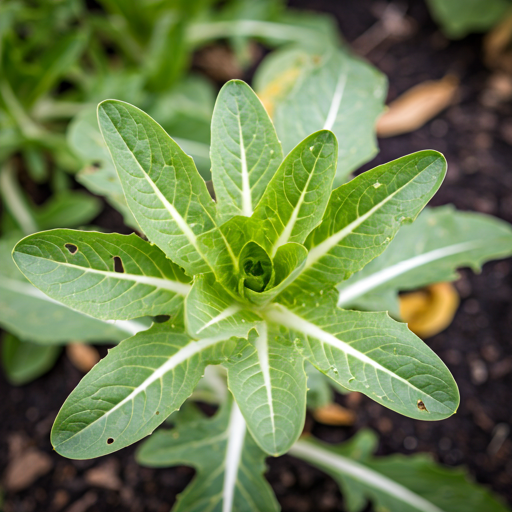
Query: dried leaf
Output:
[[84, 460, 122, 490], [400, 282, 459, 338], [66, 343, 100, 373], [377, 75, 459, 137], [484, 12, 512, 73], [312, 403, 356, 426], [65, 491, 98, 512], [194, 45, 244, 82], [4, 448, 53, 492], [480, 72, 512, 107]]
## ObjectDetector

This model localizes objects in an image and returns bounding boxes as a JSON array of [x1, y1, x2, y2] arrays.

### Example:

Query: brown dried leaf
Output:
[[4, 448, 52, 492], [194, 45, 244, 82], [481, 72, 512, 107], [66, 343, 100, 373], [65, 491, 98, 512], [484, 11, 512, 73], [377, 75, 459, 137], [312, 403, 356, 426], [400, 282, 459, 339], [84, 460, 122, 491]]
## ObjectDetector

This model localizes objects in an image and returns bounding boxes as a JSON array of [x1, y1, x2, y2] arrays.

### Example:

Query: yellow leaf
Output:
[[312, 403, 356, 426], [66, 343, 100, 373], [400, 282, 459, 339]]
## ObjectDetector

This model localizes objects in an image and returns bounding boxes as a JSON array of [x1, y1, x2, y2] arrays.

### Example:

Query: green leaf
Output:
[[338, 206, 512, 315], [226, 321, 307, 456], [297, 151, 447, 288], [264, 291, 459, 421], [1, 233, 137, 344], [305, 362, 334, 409], [185, 274, 260, 338], [32, 191, 102, 230], [77, 165, 139, 229], [13, 230, 190, 321], [51, 321, 237, 459], [290, 430, 510, 512], [257, 48, 387, 181], [26, 31, 88, 106], [253, 129, 337, 256], [239, 241, 273, 293], [196, 215, 261, 297], [211, 79, 283, 223], [137, 396, 279, 512], [2, 333, 61, 385], [425, 0, 511, 38], [244, 242, 307, 306], [97, 100, 217, 275]]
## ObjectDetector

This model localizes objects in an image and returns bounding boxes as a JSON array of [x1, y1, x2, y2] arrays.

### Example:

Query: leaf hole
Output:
[[113, 256, 124, 273], [92, 161, 102, 168], [107, 438, 114, 444], [153, 315, 170, 323], [417, 400, 428, 412], [65, 243, 78, 254]]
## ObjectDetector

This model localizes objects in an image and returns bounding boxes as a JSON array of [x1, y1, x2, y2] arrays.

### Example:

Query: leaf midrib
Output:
[[18, 251, 191, 295], [271, 146, 323, 256], [337, 239, 485, 306], [1, 276, 147, 335], [290, 440, 445, 512], [263, 303, 452, 413], [53, 334, 230, 450], [305, 159, 439, 271]]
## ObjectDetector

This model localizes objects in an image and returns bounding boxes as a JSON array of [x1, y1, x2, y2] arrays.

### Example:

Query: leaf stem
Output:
[[0, 79, 43, 140], [0, 161, 38, 235]]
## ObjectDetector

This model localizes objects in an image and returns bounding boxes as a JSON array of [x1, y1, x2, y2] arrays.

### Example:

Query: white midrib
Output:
[[237, 115, 252, 217], [254, 322, 276, 448], [143, 169, 199, 249], [222, 401, 247, 512], [290, 441, 444, 512], [25, 256, 191, 295], [1, 277, 148, 336], [195, 304, 242, 334], [323, 70, 347, 131], [56, 334, 228, 449], [271, 152, 321, 257], [264, 304, 450, 411], [305, 169, 432, 270], [338, 240, 485, 306]]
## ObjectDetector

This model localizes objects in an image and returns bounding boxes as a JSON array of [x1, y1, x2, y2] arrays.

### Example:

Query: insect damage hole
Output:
[[417, 399, 428, 412], [153, 315, 170, 324], [107, 438, 114, 445], [65, 243, 78, 254], [113, 256, 124, 273]]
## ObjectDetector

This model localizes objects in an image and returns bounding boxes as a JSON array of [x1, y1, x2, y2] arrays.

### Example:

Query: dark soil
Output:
[[2, 1, 512, 511]]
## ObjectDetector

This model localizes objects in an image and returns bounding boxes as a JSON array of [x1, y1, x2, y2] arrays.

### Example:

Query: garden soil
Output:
[[1, 1, 512, 511]]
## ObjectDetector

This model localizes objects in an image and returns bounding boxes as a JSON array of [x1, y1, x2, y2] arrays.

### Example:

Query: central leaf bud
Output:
[[239, 241, 273, 293]]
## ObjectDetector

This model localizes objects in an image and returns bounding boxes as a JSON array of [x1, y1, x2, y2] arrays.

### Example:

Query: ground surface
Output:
[[2, 1, 512, 511]]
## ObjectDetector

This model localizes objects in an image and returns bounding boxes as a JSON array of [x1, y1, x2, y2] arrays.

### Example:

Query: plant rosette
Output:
[[13, 79, 465, 504]]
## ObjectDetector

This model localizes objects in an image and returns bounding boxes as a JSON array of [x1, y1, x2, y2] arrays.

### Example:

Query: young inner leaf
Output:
[[239, 241, 273, 292]]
